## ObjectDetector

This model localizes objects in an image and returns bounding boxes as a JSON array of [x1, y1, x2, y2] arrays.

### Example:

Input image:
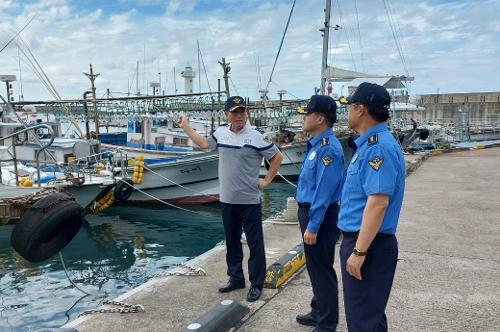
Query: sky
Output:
[[0, 0, 499, 101]]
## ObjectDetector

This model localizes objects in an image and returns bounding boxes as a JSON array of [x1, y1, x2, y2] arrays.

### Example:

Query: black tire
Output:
[[114, 178, 134, 202], [419, 128, 430, 140], [10, 193, 84, 263]]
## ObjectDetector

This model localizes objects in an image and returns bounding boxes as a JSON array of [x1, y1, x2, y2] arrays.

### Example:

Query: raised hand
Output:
[[177, 115, 188, 129]]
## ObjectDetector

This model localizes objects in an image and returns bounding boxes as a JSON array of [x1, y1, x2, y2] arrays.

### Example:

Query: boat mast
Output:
[[320, 0, 332, 95]]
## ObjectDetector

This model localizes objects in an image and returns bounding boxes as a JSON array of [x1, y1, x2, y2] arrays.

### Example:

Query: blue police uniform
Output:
[[338, 122, 405, 332], [296, 127, 345, 332]]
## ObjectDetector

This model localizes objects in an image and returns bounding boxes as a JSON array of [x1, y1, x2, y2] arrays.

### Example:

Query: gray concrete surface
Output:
[[239, 148, 500, 332], [67, 148, 500, 331], [65, 217, 304, 331]]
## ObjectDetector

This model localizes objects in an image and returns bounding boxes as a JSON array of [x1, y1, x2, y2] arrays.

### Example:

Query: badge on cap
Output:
[[322, 155, 333, 166], [368, 156, 384, 171]]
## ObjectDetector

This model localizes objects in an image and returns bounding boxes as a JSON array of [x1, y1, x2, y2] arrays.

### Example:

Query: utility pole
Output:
[[320, 0, 332, 95], [83, 64, 100, 136], [218, 57, 230, 97]]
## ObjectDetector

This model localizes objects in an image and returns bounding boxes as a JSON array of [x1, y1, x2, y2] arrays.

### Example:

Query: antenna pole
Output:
[[218, 57, 230, 97], [320, 0, 332, 95], [83, 64, 100, 136]]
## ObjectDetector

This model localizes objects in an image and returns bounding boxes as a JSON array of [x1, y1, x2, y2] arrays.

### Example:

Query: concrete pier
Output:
[[66, 148, 500, 331]]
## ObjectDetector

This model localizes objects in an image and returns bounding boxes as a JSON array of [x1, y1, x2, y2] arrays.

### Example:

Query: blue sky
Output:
[[1, 0, 499, 101]]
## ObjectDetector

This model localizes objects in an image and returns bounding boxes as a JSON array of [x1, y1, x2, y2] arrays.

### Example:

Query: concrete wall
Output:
[[399, 92, 500, 124]]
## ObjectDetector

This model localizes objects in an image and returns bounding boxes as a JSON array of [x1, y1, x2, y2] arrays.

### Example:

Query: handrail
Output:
[[1, 93, 58, 163], [0, 124, 55, 188]]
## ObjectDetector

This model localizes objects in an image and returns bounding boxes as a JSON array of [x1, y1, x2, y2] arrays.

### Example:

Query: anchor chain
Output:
[[79, 300, 145, 316], [153, 264, 206, 278], [78, 265, 204, 316]]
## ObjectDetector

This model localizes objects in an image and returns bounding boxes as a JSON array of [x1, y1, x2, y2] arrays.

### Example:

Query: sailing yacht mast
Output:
[[320, 0, 332, 95]]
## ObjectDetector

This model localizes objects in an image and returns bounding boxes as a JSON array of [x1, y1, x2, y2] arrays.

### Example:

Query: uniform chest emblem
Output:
[[322, 155, 333, 166], [351, 153, 359, 164], [368, 156, 384, 171], [308, 151, 316, 160]]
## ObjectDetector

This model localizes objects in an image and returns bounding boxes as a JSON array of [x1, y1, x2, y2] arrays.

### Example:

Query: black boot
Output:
[[296, 312, 317, 327]]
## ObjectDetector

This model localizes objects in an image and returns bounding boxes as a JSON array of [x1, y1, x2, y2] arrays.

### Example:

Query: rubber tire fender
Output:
[[419, 128, 430, 140], [10, 193, 84, 263], [114, 178, 135, 202]]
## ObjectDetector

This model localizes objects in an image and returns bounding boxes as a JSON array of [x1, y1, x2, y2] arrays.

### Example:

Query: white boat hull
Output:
[[123, 151, 220, 205]]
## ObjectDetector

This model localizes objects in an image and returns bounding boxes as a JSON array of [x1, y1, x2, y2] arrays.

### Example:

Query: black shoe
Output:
[[296, 312, 317, 327], [218, 280, 245, 293], [246, 285, 262, 302]]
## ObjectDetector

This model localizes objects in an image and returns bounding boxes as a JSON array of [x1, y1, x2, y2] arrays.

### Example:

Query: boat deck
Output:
[[0, 184, 43, 200]]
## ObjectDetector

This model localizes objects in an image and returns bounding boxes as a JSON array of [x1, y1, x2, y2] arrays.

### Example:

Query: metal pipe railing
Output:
[[0, 124, 55, 188]]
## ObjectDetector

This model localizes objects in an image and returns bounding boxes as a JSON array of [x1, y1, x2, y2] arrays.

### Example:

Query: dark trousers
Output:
[[298, 204, 340, 332], [221, 203, 266, 288], [340, 235, 398, 332]]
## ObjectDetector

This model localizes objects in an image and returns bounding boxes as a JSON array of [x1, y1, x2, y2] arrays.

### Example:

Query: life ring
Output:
[[10, 193, 84, 263], [114, 178, 134, 201], [36, 128, 45, 139]]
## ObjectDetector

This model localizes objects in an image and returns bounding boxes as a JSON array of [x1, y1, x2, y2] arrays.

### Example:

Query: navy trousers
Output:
[[221, 203, 266, 289], [340, 235, 398, 332], [298, 203, 340, 332]]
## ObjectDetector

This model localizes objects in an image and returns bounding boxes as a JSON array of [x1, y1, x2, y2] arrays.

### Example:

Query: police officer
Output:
[[295, 95, 345, 332], [178, 96, 283, 302], [338, 82, 405, 332]]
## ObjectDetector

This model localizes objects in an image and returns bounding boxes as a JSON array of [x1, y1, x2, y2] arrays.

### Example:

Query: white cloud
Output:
[[0, 0, 499, 101], [0, 0, 17, 10]]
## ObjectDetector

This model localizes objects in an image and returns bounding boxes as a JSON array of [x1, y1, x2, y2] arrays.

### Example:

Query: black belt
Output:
[[342, 231, 394, 238], [297, 202, 338, 209]]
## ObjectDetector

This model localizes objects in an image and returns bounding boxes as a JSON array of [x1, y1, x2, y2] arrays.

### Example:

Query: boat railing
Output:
[[0, 124, 55, 188]]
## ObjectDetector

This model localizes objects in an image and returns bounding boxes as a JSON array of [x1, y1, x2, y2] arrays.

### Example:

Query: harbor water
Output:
[[0, 182, 295, 331]]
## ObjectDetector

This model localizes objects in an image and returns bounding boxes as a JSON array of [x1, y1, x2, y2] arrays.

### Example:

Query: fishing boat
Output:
[[116, 150, 219, 205]]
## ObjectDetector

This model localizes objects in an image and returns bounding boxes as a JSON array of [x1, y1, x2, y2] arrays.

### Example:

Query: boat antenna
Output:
[[17, 45, 24, 101], [0, 15, 36, 54], [264, 0, 297, 95], [198, 44, 212, 93], [320, 0, 332, 95], [197, 40, 202, 93]]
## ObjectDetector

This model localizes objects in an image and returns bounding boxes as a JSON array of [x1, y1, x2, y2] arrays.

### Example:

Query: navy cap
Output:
[[347, 82, 391, 110], [297, 95, 337, 123], [224, 96, 247, 112]]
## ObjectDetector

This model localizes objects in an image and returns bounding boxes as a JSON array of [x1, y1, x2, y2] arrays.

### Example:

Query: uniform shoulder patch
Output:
[[321, 137, 329, 147], [368, 156, 384, 171], [367, 134, 378, 145], [322, 155, 333, 166]]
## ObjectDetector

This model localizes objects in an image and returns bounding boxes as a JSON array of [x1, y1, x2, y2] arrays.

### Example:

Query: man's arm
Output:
[[259, 152, 283, 189], [303, 147, 344, 245], [346, 194, 389, 280], [345, 145, 397, 280], [177, 115, 209, 149], [357, 194, 389, 251]]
